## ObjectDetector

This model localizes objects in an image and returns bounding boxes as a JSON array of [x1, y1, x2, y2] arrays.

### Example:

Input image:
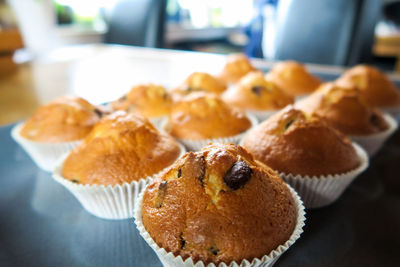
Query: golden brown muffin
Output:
[[141, 143, 297, 265], [336, 65, 400, 108], [243, 106, 360, 176], [218, 54, 258, 84], [20, 95, 101, 143], [112, 83, 172, 118], [62, 111, 181, 185], [266, 61, 322, 96], [168, 92, 252, 140], [172, 72, 227, 97], [297, 82, 389, 135], [222, 71, 294, 111]]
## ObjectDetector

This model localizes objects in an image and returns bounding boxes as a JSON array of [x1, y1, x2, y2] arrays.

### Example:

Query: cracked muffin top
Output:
[[141, 143, 297, 265], [172, 72, 227, 98], [266, 61, 321, 96], [111, 83, 172, 118], [62, 111, 181, 185], [21, 95, 101, 142], [222, 71, 294, 111], [336, 65, 400, 108], [167, 92, 252, 140], [297, 82, 388, 135], [218, 54, 258, 84], [243, 106, 360, 176]]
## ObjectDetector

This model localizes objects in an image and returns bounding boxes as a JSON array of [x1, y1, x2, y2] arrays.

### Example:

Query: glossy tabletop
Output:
[[1, 45, 400, 267]]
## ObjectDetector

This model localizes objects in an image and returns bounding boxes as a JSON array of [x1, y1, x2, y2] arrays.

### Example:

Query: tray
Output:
[[1, 70, 400, 267]]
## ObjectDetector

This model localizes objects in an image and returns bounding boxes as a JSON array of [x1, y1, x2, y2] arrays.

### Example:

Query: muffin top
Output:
[[168, 92, 252, 140], [172, 72, 226, 97], [297, 82, 389, 135], [266, 61, 321, 96], [141, 143, 297, 265], [336, 65, 400, 108], [112, 83, 172, 118], [218, 54, 258, 84], [20, 95, 101, 142], [222, 71, 294, 111], [62, 111, 181, 185], [243, 106, 360, 176]]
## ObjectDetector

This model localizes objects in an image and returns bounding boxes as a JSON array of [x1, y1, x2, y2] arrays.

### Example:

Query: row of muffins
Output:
[[11, 55, 400, 267]]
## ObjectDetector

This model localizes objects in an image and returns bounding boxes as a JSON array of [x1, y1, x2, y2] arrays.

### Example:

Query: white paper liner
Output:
[[381, 105, 400, 118], [246, 109, 276, 123], [134, 184, 305, 267], [52, 143, 186, 220], [280, 143, 369, 209], [350, 113, 398, 157], [11, 123, 81, 172], [161, 114, 258, 152]]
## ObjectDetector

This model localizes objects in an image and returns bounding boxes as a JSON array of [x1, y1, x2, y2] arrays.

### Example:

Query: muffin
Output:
[[298, 82, 398, 156], [172, 72, 226, 98], [266, 61, 322, 97], [136, 143, 305, 266], [218, 54, 258, 84], [166, 92, 254, 150], [336, 65, 400, 109], [243, 106, 368, 208], [53, 111, 184, 219], [21, 95, 100, 142], [111, 83, 172, 126], [222, 71, 294, 120], [11, 95, 101, 172]]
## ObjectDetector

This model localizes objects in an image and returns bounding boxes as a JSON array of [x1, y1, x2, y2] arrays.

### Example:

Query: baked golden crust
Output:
[[243, 106, 360, 176], [218, 54, 258, 84], [266, 61, 321, 96], [142, 143, 297, 264], [168, 92, 252, 140], [172, 72, 227, 98], [62, 111, 181, 185], [111, 83, 172, 118], [222, 71, 294, 111], [21, 95, 100, 142], [297, 82, 388, 135], [336, 65, 400, 108]]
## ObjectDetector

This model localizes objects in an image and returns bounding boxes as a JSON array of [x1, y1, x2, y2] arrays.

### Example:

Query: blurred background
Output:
[[1, 0, 400, 70]]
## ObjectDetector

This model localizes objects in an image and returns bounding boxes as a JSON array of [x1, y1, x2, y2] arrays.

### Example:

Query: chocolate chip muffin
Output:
[[172, 72, 226, 97], [218, 54, 258, 84], [141, 143, 297, 264], [243, 106, 360, 176], [297, 82, 389, 135], [336, 65, 400, 108], [20, 95, 101, 142], [266, 61, 321, 97], [112, 83, 172, 118], [167, 92, 252, 140], [222, 71, 294, 111], [62, 111, 181, 185]]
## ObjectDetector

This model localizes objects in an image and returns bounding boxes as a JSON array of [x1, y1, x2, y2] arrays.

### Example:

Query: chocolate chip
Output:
[[162, 93, 168, 100], [155, 181, 168, 208], [94, 108, 103, 118], [179, 232, 186, 249], [119, 95, 127, 101], [198, 156, 206, 186], [284, 118, 295, 130], [223, 161, 252, 190], [209, 245, 219, 255], [369, 113, 380, 126], [177, 168, 182, 178], [71, 179, 79, 184], [251, 86, 264, 97]]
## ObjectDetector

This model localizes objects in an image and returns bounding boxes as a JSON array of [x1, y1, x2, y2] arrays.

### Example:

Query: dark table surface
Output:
[[1, 71, 400, 267]]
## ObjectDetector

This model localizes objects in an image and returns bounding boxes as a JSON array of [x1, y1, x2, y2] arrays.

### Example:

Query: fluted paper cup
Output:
[[162, 114, 258, 151], [134, 184, 306, 267], [350, 113, 398, 156], [11, 123, 81, 172], [381, 105, 400, 118], [280, 143, 369, 209], [52, 143, 186, 220]]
